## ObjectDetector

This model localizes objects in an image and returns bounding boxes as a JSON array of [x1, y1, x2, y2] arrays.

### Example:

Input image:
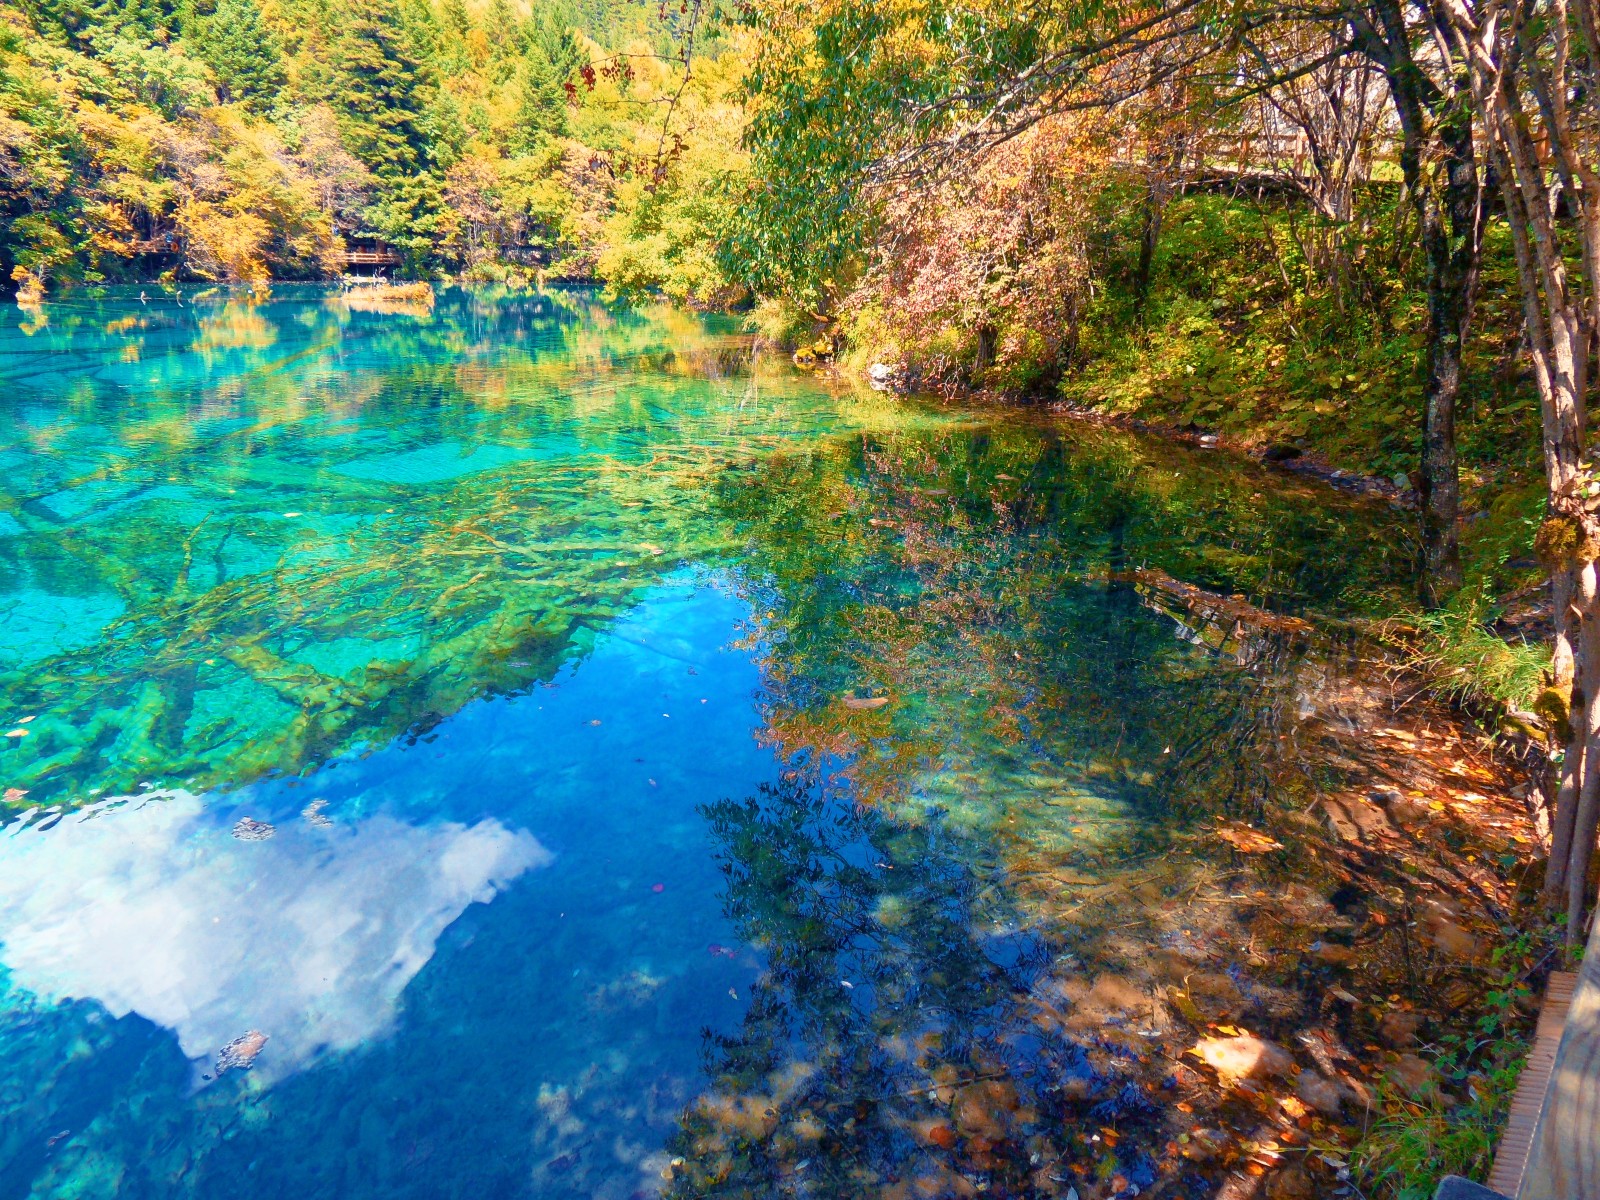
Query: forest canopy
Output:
[[0, 0, 746, 295]]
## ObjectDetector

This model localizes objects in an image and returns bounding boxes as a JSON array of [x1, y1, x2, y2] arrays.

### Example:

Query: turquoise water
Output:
[[0, 286, 1412, 1199]]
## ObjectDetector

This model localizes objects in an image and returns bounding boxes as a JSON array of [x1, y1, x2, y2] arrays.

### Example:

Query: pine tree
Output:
[[23, 0, 178, 45], [190, 0, 286, 109], [511, 44, 565, 149], [324, 0, 436, 178], [507, 8, 579, 150], [440, 0, 468, 37]]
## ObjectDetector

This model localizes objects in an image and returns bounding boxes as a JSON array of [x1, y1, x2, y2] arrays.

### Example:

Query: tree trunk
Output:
[[1571, 562, 1600, 939], [1377, 31, 1475, 607], [1133, 180, 1163, 324], [1478, 111, 1591, 926], [1413, 106, 1476, 605]]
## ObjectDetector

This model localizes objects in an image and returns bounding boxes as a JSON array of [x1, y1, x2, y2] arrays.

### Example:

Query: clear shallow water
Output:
[[0, 286, 1413, 1199]]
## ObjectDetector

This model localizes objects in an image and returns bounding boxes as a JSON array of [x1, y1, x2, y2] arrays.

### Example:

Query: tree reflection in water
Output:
[[674, 773, 1178, 1199], [661, 420, 1425, 1197]]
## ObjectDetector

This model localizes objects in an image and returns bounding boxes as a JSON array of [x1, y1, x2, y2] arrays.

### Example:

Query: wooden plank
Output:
[[1519, 919, 1600, 1199], [1489, 971, 1577, 1196]]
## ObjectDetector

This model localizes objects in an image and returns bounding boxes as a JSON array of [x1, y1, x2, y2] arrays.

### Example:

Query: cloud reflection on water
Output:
[[0, 792, 549, 1084]]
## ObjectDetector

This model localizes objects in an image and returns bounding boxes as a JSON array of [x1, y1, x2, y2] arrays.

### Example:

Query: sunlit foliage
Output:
[[0, 0, 747, 291]]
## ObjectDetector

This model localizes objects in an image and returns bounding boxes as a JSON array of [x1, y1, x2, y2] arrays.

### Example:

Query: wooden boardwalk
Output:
[[1488, 971, 1578, 1197], [1498, 912, 1600, 1199]]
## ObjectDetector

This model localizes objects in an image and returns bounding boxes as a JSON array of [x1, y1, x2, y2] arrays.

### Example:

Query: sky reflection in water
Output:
[[0, 287, 1414, 1199], [0, 794, 547, 1086]]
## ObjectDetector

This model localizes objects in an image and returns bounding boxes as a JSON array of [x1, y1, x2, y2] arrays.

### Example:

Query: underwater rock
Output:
[[1386, 1053, 1439, 1098], [1310, 941, 1360, 967], [216, 1030, 269, 1073], [1262, 443, 1302, 463], [1378, 1010, 1423, 1048], [1265, 1163, 1315, 1199], [301, 799, 332, 828], [952, 1078, 1019, 1141], [1418, 898, 1485, 960], [1190, 1035, 1295, 1085], [1215, 824, 1284, 853], [231, 817, 275, 841], [1428, 918, 1484, 960], [1180, 1127, 1229, 1162], [842, 696, 890, 711], [1294, 1069, 1347, 1116], [1369, 787, 1430, 827]]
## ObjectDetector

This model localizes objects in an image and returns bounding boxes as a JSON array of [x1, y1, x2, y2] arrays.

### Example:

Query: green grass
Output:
[[1388, 599, 1550, 712]]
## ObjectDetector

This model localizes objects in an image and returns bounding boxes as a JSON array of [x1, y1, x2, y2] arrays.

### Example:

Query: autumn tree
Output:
[[724, 0, 1486, 604], [1423, 0, 1600, 938], [323, 0, 438, 176]]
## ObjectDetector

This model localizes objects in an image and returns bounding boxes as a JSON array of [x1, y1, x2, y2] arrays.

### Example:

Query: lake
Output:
[[0, 286, 1416, 1199]]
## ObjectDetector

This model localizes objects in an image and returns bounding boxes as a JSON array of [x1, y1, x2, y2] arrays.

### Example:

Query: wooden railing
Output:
[[344, 250, 402, 265]]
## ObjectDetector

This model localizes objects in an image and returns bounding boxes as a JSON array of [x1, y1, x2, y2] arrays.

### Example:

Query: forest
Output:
[[0, 0, 744, 292]]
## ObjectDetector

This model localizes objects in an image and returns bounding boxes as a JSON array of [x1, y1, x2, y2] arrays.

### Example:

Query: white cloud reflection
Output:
[[0, 792, 549, 1084]]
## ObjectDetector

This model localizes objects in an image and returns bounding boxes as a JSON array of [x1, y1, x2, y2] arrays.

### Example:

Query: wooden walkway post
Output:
[[1518, 919, 1600, 1199]]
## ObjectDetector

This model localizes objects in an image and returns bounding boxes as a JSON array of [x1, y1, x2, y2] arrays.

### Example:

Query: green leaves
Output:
[[187, 0, 286, 112]]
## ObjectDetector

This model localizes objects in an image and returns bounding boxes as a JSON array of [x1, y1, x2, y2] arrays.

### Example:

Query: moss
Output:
[[1533, 514, 1600, 567], [1533, 685, 1573, 742]]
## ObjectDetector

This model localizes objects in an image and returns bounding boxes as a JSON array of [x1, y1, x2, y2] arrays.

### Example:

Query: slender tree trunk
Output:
[[1380, 43, 1474, 607], [1571, 562, 1600, 938], [1410, 115, 1476, 605], [1480, 110, 1590, 923], [1417, 207, 1465, 608], [1133, 180, 1164, 324]]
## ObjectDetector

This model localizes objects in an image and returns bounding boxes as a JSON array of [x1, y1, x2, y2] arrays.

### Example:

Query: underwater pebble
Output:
[[216, 1030, 269, 1073], [231, 817, 276, 842]]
